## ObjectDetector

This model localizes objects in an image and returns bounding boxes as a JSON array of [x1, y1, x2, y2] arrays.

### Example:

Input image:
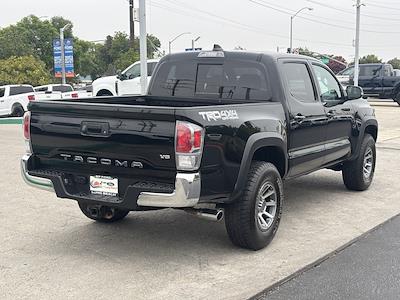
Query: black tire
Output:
[[78, 202, 129, 223], [11, 104, 24, 117], [394, 92, 400, 106], [342, 134, 376, 191], [224, 162, 283, 250], [96, 90, 113, 97]]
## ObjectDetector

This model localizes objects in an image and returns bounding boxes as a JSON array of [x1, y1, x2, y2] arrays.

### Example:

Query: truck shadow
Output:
[[47, 170, 349, 260]]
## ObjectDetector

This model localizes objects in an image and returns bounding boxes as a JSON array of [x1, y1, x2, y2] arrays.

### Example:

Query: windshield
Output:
[[150, 59, 271, 101], [337, 67, 354, 76]]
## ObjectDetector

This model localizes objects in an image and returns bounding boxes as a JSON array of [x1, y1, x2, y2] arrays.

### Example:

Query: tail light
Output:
[[28, 94, 35, 101], [23, 112, 32, 154], [175, 121, 204, 171], [71, 93, 78, 98]]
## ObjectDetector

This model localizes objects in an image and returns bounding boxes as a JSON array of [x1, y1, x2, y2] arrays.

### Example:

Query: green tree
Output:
[[359, 54, 382, 64], [0, 56, 51, 86], [388, 57, 400, 69]]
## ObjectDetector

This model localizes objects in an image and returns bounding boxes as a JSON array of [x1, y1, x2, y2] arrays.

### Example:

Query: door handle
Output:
[[294, 114, 306, 122], [341, 107, 351, 112], [326, 110, 335, 118], [81, 121, 110, 137]]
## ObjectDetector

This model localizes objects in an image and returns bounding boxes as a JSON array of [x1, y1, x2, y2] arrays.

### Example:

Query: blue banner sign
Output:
[[53, 38, 74, 78]]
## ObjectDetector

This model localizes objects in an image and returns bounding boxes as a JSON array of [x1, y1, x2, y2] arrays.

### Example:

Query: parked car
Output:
[[0, 84, 35, 117], [92, 59, 159, 96], [34, 84, 91, 100], [21, 48, 377, 250], [393, 69, 400, 76], [336, 66, 354, 87], [337, 63, 400, 105]]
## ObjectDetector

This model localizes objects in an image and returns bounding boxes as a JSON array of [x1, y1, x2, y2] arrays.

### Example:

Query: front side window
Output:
[[282, 62, 315, 102], [150, 60, 271, 101], [383, 65, 392, 77], [312, 64, 342, 102], [124, 64, 141, 79], [9, 86, 34, 96]]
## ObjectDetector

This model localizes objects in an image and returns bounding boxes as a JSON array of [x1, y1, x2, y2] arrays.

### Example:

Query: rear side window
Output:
[[150, 60, 270, 101], [9, 86, 34, 96], [0, 88, 5, 97], [53, 85, 73, 93], [282, 63, 315, 102]]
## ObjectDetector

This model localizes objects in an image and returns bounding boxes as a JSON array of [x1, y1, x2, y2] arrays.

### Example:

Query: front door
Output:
[[280, 60, 328, 177], [311, 63, 354, 165]]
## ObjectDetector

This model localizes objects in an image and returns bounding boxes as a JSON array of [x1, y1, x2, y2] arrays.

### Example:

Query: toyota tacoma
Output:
[[21, 47, 378, 250]]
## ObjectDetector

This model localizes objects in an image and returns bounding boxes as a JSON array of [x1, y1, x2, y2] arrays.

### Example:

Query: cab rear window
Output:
[[150, 60, 271, 101], [9, 86, 34, 96]]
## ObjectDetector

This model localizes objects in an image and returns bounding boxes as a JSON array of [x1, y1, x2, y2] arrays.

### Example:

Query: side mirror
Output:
[[116, 70, 125, 80], [346, 85, 363, 100]]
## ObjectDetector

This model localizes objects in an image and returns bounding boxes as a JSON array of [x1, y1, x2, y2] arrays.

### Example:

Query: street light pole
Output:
[[60, 24, 71, 85], [139, 0, 148, 95], [168, 32, 191, 54], [289, 7, 313, 53], [354, 0, 362, 86]]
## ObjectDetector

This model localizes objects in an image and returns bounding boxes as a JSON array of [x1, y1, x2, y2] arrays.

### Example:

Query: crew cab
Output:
[[34, 84, 90, 100], [92, 59, 159, 96], [0, 84, 35, 117], [21, 48, 378, 250], [337, 63, 400, 105]]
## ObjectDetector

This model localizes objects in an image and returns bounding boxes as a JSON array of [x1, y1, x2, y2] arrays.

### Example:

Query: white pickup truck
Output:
[[0, 84, 36, 117], [92, 59, 159, 96], [34, 84, 92, 100]]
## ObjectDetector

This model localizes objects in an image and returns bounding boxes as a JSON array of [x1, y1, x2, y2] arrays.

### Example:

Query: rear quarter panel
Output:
[[177, 102, 287, 203]]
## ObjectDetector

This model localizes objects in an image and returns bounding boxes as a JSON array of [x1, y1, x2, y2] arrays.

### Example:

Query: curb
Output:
[[0, 118, 22, 125]]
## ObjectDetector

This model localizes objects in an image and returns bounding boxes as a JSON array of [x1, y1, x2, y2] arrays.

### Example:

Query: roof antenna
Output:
[[213, 44, 223, 51]]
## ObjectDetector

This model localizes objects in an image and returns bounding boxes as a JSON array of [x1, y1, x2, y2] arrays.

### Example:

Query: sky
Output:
[[1, 0, 400, 62]]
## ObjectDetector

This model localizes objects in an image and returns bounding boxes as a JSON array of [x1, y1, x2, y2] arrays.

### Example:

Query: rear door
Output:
[[280, 59, 328, 177], [311, 63, 353, 165]]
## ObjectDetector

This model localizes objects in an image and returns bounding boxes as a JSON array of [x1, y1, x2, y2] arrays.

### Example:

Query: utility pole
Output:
[[129, 0, 135, 47], [139, 0, 148, 94], [354, 0, 362, 86]]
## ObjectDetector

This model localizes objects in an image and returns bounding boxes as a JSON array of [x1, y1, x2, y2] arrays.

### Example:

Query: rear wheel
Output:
[[11, 104, 24, 117], [342, 134, 376, 191], [78, 202, 129, 223], [394, 92, 400, 106], [96, 90, 113, 97], [224, 162, 283, 250]]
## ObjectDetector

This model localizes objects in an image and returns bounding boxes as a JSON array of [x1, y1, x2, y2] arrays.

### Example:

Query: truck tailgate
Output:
[[29, 101, 177, 183]]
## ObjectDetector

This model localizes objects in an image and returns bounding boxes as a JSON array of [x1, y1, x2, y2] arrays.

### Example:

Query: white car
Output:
[[0, 84, 35, 117], [92, 59, 159, 97], [34, 84, 89, 100]]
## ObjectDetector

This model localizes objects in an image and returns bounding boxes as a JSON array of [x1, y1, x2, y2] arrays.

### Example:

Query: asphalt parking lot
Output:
[[1, 101, 400, 300]]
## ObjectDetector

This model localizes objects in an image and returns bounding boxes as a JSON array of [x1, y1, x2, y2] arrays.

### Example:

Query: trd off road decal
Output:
[[198, 110, 239, 122]]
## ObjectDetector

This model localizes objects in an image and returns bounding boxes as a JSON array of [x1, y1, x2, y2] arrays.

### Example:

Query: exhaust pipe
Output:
[[185, 208, 224, 222]]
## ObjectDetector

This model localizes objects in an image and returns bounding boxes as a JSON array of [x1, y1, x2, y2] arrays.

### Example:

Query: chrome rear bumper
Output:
[[21, 154, 200, 208]]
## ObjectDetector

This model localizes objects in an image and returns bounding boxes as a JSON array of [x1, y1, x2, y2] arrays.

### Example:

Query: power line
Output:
[[252, 0, 400, 33], [364, 2, 400, 11], [306, 0, 400, 21], [151, 0, 354, 48]]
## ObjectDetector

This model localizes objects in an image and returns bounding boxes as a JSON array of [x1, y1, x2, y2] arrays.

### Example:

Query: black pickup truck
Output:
[[338, 63, 400, 105], [21, 48, 378, 250]]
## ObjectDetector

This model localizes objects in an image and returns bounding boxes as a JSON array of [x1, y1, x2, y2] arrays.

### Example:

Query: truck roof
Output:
[[163, 50, 320, 63]]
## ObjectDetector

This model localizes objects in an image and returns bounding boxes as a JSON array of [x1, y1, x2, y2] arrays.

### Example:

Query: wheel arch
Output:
[[96, 89, 114, 97], [229, 132, 288, 202]]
